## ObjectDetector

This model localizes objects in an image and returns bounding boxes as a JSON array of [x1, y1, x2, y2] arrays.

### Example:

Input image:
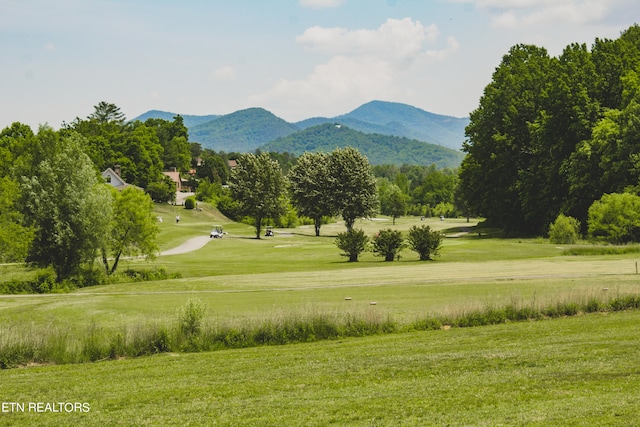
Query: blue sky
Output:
[[1, 0, 637, 130]]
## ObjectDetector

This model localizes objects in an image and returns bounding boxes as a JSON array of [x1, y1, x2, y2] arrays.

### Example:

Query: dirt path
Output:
[[160, 235, 211, 256]]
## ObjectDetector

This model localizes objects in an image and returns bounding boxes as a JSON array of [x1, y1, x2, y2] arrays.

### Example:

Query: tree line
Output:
[[458, 24, 640, 235], [1, 101, 459, 283]]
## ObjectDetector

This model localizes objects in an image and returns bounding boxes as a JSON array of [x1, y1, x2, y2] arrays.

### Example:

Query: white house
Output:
[[102, 165, 138, 191]]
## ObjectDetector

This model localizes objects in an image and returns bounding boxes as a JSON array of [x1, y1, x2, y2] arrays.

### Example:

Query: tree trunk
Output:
[[255, 216, 262, 239], [110, 253, 122, 275], [344, 217, 355, 231], [349, 254, 358, 262], [385, 253, 395, 261], [101, 249, 111, 275]]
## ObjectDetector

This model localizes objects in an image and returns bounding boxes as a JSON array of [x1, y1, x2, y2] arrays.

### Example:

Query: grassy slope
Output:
[[2, 204, 640, 424], [1, 312, 639, 426]]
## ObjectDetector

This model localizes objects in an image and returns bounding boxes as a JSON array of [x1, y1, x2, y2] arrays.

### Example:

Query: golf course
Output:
[[1, 203, 640, 426]]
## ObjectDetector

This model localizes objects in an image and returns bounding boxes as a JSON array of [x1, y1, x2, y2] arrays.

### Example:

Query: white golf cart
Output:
[[210, 225, 224, 238]]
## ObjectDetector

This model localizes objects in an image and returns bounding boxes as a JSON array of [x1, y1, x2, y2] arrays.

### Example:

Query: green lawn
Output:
[[1, 311, 639, 426], [1, 206, 640, 425]]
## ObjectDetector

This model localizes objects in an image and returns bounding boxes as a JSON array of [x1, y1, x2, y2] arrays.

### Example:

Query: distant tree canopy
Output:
[[67, 103, 192, 191], [372, 164, 458, 218], [459, 24, 640, 234]]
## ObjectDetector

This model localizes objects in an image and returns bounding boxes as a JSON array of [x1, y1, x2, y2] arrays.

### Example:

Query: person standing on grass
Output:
[[176, 215, 180, 224]]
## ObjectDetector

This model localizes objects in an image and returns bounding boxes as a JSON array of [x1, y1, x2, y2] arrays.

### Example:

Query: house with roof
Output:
[[102, 165, 138, 191], [163, 167, 193, 192]]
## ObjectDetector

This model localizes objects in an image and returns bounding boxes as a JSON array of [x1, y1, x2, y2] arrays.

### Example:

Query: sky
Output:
[[1, 0, 638, 130]]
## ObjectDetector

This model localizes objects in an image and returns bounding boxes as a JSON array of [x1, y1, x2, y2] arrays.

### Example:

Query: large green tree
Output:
[[20, 131, 112, 281], [89, 101, 126, 124], [329, 147, 378, 230], [460, 44, 552, 233], [230, 152, 287, 239], [459, 25, 640, 234], [0, 177, 34, 262], [69, 103, 167, 190], [288, 151, 335, 236], [378, 181, 408, 225], [144, 115, 191, 172], [101, 187, 160, 275]]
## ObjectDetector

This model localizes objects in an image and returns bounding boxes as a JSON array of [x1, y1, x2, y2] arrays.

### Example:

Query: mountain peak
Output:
[[131, 100, 468, 154]]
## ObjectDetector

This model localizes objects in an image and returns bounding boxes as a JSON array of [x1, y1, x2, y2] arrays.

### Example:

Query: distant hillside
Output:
[[188, 108, 301, 152], [132, 100, 469, 154], [296, 101, 469, 150], [131, 110, 219, 129], [261, 123, 464, 168]]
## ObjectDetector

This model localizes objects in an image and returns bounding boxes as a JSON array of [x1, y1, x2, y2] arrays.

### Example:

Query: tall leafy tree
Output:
[[230, 152, 287, 239], [329, 147, 378, 230], [70, 105, 166, 190], [288, 151, 335, 236], [144, 115, 191, 172], [101, 187, 159, 275], [197, 149, 229, 184], [20, 131, 112, 281], [89, 101, 126, 124], [379, 182, 408, 225], [460, 44, 552, 233], [0, 177, 34, 262]]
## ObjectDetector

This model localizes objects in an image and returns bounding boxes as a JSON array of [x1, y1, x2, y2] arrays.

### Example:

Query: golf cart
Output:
[[264, 226, 274, 237], [210, 225, 224, 238]]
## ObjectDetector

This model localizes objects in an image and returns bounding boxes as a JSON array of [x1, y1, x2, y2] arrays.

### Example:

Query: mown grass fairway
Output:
[[1, 312, 639, 426], [1, 207, 640, 425]]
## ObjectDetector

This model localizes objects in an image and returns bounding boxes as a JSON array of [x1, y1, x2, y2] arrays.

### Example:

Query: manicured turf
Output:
[[1, 206, 640, 425], [1, 311, 639, 426]]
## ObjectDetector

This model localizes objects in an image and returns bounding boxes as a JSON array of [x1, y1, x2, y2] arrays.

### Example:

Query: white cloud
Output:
[[210, 66, 236, 81], [251, 18, 459, 120], [297, 18, 441, 60], [299, 0, 343, 9], [448, 0, 630, 29]]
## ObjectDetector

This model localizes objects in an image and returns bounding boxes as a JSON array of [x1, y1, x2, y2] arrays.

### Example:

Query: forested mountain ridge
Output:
[[132, 110, 219, 129], [261, 123, 464, 168], [297, 101, 469, 150], [184, 108, 300, 153], [132, 101, 469, 153]]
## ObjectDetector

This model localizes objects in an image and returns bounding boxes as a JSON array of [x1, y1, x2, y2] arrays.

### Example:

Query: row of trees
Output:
[[459, 24, 640, 235], [228, 148, 379, 239], [335, 225, 443, 262]]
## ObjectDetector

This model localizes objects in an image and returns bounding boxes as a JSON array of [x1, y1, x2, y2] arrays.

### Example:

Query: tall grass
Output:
[[2, 291, 639, 369]]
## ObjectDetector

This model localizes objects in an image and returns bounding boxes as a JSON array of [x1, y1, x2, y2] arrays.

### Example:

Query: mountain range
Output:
[[132, 100, 469, 167]]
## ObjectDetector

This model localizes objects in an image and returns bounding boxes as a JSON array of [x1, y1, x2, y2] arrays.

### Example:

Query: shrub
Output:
[[178, 298, 206, 337], [549, 214, 581, 244], [335, 228, 369, 262], [372, 229, 404, 261], [407, 225, 442, 260], [184, 197, 196, 210], [587, 192, 640, 244]]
